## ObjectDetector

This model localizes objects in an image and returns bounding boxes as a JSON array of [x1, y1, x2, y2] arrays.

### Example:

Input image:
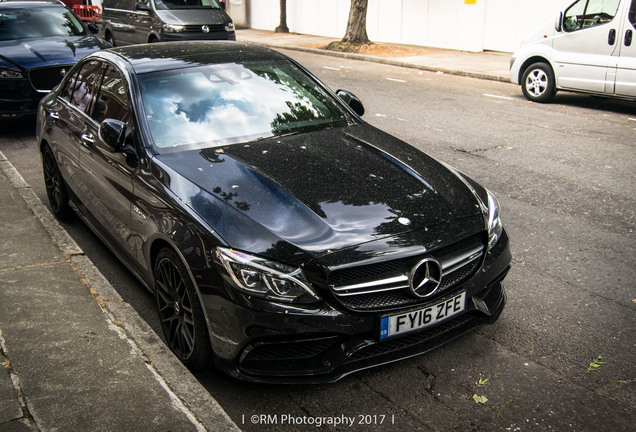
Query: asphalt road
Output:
[[1, 49, 634, 432]]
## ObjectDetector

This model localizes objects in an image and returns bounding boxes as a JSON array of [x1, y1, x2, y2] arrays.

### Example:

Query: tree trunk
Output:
[[342, 0, 370, 44], [275, 0, 289, 33]]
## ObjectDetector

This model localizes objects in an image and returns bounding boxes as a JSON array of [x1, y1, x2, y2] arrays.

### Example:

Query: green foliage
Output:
[[586, 356, 607, 373], [497, 399, 516, 418], [475, 377, 489, 388]]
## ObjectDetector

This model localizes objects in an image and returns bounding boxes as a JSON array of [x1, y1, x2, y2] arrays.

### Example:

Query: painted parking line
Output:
[[483, 94, 514, 100], [323, 66, 341, 71], [386, 77, 407, 83]]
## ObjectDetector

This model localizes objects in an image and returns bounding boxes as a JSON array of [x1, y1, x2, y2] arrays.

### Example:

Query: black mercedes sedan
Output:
[[0, 0, 108, 118], [36, 41, 511, 383]]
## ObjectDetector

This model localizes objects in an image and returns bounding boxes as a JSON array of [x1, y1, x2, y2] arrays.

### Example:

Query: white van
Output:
[[510, 0, 636, 102]]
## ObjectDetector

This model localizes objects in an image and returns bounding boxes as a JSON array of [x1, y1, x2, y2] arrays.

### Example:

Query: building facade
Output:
[[228, 0, 572, 52]]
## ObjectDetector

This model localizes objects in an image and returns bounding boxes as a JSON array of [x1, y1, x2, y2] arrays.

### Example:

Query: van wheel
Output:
[[521, 62, 556, 103], [105, 31, 116, 47]]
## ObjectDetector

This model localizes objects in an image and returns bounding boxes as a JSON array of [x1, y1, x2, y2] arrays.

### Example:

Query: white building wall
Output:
[[245, 0, 574, 52]]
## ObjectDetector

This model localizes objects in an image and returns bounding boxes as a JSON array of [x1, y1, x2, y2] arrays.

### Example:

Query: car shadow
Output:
[[0, 115, 37, 136], [549, 94, 636, 115]]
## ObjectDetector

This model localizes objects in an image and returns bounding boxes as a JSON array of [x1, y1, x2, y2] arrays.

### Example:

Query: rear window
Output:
[[0, 6, 85, 41]]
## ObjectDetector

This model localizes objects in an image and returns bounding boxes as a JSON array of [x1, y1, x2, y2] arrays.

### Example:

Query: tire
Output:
[[105, 31, 116, 47], [521, 62, 556, 103], [42, 145, 73, 221], [154, 248, 213, 370]]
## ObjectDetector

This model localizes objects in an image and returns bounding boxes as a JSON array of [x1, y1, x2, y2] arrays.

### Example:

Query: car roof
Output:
[[106, 41, 290, 75], [0, 0, 65, 7]]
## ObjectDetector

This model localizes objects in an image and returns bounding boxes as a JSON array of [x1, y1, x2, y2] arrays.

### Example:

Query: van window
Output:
[[629, 0, 636, 27], [103, 0, 131, 9], [563, 0, 621, 32], [154, 0, 221, 10]]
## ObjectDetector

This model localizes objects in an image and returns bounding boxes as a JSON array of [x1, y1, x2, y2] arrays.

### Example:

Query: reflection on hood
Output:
[[154, 124, 483, 258], [0, 36, 103, 69]]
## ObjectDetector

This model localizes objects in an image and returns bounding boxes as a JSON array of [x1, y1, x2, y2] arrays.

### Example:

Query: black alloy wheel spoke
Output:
[[43, 155, 60, 211], [156, 257, 196, 359]]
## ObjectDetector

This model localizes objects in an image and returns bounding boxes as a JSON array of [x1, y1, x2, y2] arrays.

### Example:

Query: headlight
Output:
[[216, 248, 320, 304], [486, 190, 504, 251], [224, 22, 234, 32], [163, 23, 185, 33], [0, 68, 23, 79]]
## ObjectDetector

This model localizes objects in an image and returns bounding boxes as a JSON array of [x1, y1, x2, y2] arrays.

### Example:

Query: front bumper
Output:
[[203, 230, 511, 383], [0, 79, 41, 117], [160, 30, 236, 42], [1, 64, 69, 118]]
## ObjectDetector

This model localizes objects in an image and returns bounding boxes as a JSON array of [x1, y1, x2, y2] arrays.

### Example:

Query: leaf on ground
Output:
[[472, 394, 488, 404]]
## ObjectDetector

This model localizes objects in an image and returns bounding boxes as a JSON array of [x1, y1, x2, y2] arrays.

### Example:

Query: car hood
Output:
[[156, 9, 228, 25], [0, 36, 104, 70], [154, 124, 484, 261]]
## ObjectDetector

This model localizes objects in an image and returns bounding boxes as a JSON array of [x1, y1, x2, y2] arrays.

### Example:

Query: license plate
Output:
[[379, 292, 466, 339]]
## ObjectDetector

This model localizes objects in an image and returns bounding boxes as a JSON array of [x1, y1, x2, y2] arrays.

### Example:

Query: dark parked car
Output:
[[36, 41, 511, 383], [0, 0, 108, 118]]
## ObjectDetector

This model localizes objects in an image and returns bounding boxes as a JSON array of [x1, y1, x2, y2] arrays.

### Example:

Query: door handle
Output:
[[608, 28, 616, 45], [81, 133, 95, 147], [626, 29, 633, 47]]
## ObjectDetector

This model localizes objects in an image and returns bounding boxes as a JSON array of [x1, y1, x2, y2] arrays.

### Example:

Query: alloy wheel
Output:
[[42, 147, 72, 220], [155, 255, 196, 360], [525, 68, 548, 98], [521, 62, 555, 103]]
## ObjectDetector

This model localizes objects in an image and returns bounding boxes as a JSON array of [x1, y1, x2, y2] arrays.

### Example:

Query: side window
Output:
[[62, 60, 104, 113], [92, 66, 130, 123], [563, 0, 622, 32], [629, 0, 636, 28], [60, 70, 80, 104]]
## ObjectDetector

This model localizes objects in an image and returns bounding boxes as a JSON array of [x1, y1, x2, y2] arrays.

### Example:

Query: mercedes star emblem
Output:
[[202, 25, 210, 33], [409, 258, 443, 298]]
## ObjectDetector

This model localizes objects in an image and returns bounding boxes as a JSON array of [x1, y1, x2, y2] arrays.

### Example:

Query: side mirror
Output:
[[555, 12, 563, 32], [99, 118, 125, 150], [136, 1, 151, 11], [87, 22, 99, 34], [219, 1, 226, 11], [336, 89, 365, 117]]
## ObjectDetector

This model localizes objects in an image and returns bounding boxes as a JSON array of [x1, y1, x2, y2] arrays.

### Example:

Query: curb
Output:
[[242, 40, 512, 83], [0, 150, 240, 432]]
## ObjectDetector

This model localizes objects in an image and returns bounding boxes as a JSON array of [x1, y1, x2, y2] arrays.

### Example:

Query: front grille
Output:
[[29, 65, 70, 92], [183, 24, 225, 33], [326, 232, 485, 311]]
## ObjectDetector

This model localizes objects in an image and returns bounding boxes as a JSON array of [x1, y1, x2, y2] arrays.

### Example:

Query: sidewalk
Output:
[[0, 32, 512, 432], [236, 28, 513, 82], [0, 152, 239, 431]]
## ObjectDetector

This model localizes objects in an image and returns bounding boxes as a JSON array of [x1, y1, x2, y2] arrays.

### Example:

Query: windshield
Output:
[[139, 60, 353, 153], [154, 0, 221, 10], [0, 7, 85, 41]]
